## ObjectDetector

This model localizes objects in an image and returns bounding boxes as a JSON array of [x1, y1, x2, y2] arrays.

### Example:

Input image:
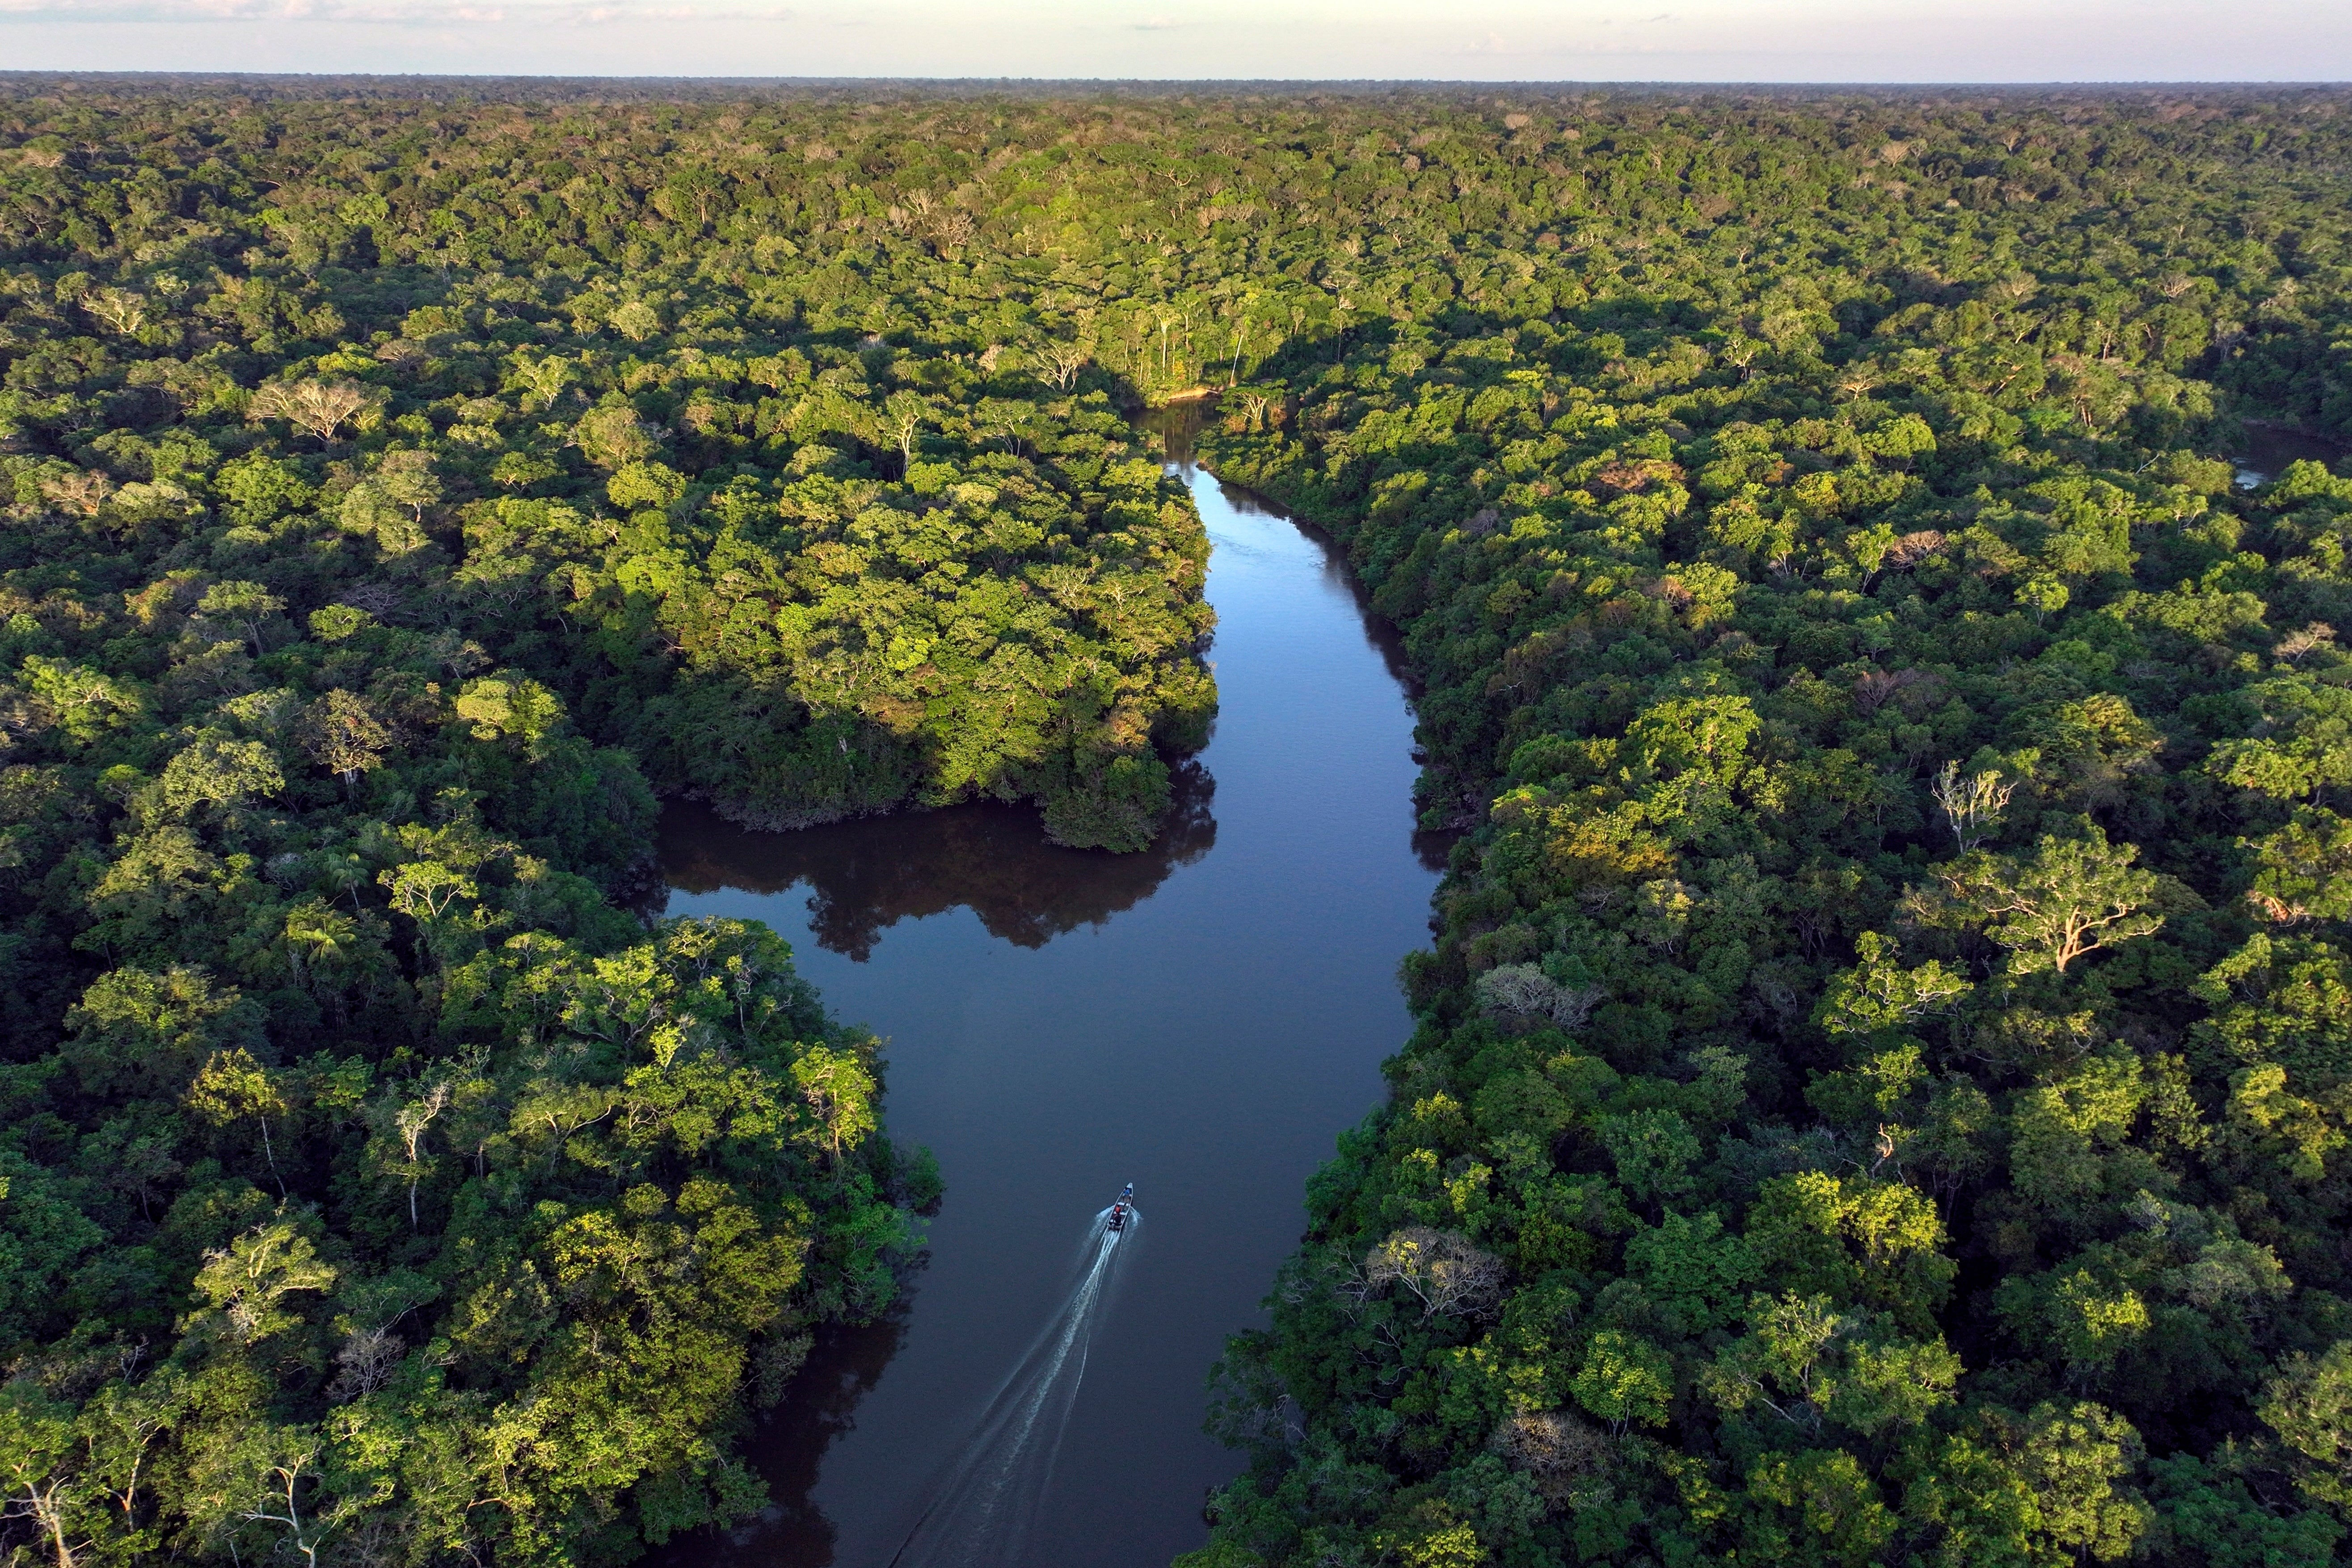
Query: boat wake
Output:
[[888, 1205, 1139, 1568]]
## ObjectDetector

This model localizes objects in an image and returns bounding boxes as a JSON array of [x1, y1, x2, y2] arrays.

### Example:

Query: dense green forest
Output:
[[0, 78, 1214, 1568], [3, 74, 2352, 1568], [1186, 89, 2352, 1568]]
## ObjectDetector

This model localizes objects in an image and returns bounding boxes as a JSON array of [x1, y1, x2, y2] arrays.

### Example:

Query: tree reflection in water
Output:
[[657, 762, 1217, 961], [671, 1298, 914, 1568]]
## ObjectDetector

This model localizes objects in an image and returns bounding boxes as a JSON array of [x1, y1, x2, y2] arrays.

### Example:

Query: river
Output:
[[655, 438, 1445, 1567], [2235, 420, 2348, 489]]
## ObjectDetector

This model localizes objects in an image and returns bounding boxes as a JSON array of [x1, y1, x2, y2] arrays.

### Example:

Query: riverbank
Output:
[[653, 461, 1444, 1567]]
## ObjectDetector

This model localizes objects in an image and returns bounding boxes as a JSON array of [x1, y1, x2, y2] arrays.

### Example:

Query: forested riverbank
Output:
[[0, 83, 1218, 1567], [649, 457, 1442, 1568], [1189, 96, 2352, 1568], [2, 77, 2352, 1568]]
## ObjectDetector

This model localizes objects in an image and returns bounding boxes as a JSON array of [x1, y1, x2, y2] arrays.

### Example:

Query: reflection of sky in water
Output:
[[652, 454, 1443, 1568]]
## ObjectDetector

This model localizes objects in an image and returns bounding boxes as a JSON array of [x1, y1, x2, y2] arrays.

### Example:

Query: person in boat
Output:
[[1109, 1183, 1134, 1230]]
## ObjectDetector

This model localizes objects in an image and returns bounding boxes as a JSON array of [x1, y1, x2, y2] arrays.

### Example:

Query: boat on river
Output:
[[1107, 1183, 1135, 1231]]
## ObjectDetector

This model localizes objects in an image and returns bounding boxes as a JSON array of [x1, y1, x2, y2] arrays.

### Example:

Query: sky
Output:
[[0, 0, 2348, 82]]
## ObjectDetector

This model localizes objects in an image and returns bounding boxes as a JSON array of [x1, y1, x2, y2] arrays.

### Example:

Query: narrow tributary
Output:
[[658, 447, 1443, 1567]]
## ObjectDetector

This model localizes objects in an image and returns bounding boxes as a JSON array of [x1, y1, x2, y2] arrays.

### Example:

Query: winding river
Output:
[[657, 436, 1444, 1567], [643, 412, 2352, 1567]]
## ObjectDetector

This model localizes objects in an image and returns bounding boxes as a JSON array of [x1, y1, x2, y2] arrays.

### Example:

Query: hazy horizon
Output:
[[1, 1, 2346, 86]]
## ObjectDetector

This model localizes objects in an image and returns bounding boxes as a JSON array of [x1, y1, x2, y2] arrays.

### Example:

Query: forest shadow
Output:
[[658, 761, 1218, 960], [646, 1298, 917, 1568], [2234, 417, 2349, 483], [1137, 394, 1223, 481]]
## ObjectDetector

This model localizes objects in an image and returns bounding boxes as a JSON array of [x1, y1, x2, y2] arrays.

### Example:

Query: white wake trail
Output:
[[890, 1210, 1138, 1568]]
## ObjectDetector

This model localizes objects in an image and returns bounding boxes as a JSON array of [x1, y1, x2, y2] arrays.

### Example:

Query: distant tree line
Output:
[[0, 77, 2349, 1568]]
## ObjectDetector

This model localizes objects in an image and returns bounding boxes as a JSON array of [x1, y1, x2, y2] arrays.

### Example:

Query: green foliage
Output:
[[1168, 82, 2352, 1568], [8, 76, 2352, 1568], [0, 82, 1175, 1560]]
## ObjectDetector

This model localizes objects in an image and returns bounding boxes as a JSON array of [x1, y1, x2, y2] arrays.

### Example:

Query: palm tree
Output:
[[282, 900, 358, 998]]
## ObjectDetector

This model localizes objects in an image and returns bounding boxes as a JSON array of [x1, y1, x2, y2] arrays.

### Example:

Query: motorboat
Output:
[[1107, 1182, 1134, 1231]]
